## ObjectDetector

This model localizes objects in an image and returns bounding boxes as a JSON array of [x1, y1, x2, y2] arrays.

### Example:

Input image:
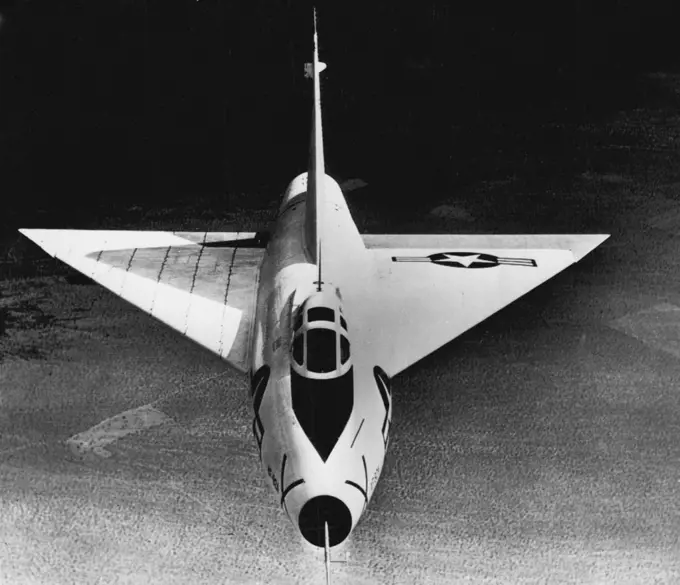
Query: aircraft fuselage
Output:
[[249, 172, 392, 547]]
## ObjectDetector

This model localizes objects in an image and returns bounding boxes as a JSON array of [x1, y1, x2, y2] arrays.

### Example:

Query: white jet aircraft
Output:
[[20, 9, 608, 575]]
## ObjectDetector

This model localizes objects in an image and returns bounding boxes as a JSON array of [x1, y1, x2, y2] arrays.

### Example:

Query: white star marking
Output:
[[443, 253, 496, 267]]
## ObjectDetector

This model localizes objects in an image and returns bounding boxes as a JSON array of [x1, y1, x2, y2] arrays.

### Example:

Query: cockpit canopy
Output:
[[291, 296, 351, 376]]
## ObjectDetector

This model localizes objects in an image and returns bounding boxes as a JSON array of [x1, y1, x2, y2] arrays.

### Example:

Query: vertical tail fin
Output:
[[304, 7, 326, 271]]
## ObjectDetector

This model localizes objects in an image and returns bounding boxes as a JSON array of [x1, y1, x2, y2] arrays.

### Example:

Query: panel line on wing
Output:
[[219, 246, 240, 358], [158, 246, 171, 282], [125, 248, 138, 273], [188, 243, 205, 295], [183, 241, 207, 335], [150, 246, 172, 314], [118, 247, 139, 295]]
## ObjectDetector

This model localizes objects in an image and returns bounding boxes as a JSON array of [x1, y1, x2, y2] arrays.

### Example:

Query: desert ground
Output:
[[2, 72, 680, 584]]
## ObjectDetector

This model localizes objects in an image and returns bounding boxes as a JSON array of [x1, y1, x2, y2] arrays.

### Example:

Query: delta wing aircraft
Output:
[[20, 10, 608, 575]]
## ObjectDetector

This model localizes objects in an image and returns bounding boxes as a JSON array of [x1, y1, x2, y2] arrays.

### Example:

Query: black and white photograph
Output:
[[1, 1, 678, 583]]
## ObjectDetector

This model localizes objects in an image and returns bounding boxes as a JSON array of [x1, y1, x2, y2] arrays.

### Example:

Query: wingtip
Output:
[[18, 228, 45, 245], [18, 228, 70, 259], [572, 233, 610, 261]]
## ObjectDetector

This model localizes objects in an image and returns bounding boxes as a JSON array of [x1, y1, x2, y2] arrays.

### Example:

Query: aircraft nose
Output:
[[298, 495, 352, 547]]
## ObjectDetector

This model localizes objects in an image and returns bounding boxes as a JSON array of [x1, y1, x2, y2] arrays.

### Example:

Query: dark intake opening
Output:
[[298, 495, 352, 547]]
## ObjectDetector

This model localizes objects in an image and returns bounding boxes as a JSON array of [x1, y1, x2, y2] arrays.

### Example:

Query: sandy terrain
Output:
[[3, 75, 680, 583]]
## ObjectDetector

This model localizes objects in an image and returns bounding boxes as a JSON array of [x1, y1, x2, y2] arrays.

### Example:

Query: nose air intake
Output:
[[298, 495, 352, 547]]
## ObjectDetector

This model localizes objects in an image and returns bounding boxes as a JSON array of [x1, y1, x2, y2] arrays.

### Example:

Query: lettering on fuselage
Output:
[[250, 365, 271, 458]]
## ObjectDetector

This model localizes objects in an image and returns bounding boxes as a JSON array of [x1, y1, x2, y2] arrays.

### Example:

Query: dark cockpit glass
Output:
[[340, 335, 350, 364], [306, 328, 337, 373], [292, 334, 304, 365], [308, 307, 335, 323], [340, 316, 347, 330]]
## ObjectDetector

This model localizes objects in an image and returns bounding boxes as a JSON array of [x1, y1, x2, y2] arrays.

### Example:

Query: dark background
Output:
[[0, 0, 677, 230]]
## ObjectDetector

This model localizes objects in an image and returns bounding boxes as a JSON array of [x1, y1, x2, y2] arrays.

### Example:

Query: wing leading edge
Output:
[[354, 233, 609, 377], [19, 229, 264, 372]]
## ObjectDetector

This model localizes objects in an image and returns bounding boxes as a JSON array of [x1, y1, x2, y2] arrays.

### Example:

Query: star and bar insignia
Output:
[[391, 252, 537, 269]]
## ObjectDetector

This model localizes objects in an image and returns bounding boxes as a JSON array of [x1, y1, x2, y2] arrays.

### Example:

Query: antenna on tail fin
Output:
[[304, 6, 327, 275], [304, 7, 327, 77]]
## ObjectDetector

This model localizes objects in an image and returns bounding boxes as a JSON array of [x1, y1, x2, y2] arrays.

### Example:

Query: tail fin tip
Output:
[[304, 62, 327, 79]]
